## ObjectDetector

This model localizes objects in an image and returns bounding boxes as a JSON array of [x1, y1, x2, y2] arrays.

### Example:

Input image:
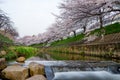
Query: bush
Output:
[[3, 46, 38, 60], [4, 51, 17, 60], [14, 46, 38, 58]]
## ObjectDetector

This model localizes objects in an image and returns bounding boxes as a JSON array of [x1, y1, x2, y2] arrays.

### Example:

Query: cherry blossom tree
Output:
[[58, 0, 120, 33], [0, 9, 19, 38]]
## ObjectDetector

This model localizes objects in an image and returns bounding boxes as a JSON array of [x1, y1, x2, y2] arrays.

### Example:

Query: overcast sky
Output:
[[0, 0, 61, 37]]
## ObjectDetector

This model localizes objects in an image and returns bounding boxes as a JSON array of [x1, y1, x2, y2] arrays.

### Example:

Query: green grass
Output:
[[4, 50, 17, 60], [14, 46, 38, 58], [105, 22, 120, 35], [2, 46, 38, 60], [90, 22, 120, 35], [50, 33, 85, 46]]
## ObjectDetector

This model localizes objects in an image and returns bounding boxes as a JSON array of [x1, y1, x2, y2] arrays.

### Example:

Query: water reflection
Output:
[[47, 52, 120, 63]]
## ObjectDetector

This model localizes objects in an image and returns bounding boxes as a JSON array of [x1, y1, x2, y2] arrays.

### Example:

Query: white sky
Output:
[[0, 0, 61, 37]]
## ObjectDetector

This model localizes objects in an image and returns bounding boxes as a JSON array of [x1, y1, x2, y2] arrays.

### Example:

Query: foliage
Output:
[[13, 46, 38, 58], [2, 46, 38, 60], [4, 51, 17, 60], [0, 33, 13, 51], [0, 34, 13, 43], [0, 9, 19, 37]]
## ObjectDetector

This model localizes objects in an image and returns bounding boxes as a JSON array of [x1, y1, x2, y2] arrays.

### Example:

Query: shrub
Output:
[[3, 46, 38, 60], [4, 51, 17, 60], [14, 46, 38, 58]]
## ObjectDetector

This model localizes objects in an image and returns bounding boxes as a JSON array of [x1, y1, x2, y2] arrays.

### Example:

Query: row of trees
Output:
[[18, 0, 120, 45], [37, 0, 120, 44], [0, 9, 19, 39]]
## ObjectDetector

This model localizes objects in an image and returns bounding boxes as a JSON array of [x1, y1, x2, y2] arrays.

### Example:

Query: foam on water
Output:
[[8, 61, 67, 67], [53, 71, 120, 80]]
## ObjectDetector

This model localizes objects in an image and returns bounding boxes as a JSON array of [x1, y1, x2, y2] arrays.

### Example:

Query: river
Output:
[[5, 52, 120, 80], [37, 52, 120, 63]]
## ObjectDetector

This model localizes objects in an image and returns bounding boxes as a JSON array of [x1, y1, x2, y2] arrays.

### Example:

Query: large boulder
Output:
[[0, 58, 7, 71], [26, 75, 46, 80], [16, 57, 26, 62], [29, 62, 45, 76], [2, 66, 28, 80]]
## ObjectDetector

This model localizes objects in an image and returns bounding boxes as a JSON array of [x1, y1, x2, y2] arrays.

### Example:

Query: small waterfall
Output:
[[7, 61, 120, 80]]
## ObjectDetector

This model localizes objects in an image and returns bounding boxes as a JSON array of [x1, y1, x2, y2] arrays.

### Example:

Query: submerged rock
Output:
[[29, 62, 45, 76], [26, 75, 46, 80], [2, 66, 28, 80]]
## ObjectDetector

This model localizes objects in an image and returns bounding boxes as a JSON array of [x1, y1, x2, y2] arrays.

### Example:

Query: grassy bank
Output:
[[1, 46, 38, 60], [90, 22, 120, 35], [50, 33, 85, 46]]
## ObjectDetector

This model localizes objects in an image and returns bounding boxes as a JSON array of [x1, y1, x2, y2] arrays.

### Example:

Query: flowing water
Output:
[[53, 71, 120, 80], [7, 60, 120, 80]]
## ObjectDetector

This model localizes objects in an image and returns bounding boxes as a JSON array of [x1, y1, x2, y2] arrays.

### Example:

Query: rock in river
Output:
[[16, 57, 26, 62], [29, 62, 45, 76], [2, 65, 28, 80]]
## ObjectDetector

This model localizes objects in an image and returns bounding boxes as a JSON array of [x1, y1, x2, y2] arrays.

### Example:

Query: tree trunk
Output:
[[99, 16, 103, 29], [83, 26, 86, 33], [83, 19, 88, 34], [73, 31, 76, 37], [99, 15, 105, 39], [60, 38, 63, 40]]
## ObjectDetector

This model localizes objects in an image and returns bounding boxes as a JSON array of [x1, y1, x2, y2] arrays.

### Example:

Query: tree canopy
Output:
[[0, 9, 19, 39]]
